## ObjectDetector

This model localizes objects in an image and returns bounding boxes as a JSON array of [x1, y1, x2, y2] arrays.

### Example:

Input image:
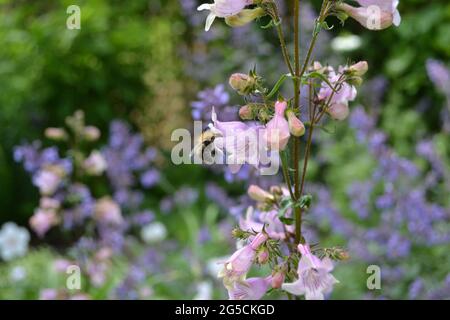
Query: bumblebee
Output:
[[192, 128, 217, 164]]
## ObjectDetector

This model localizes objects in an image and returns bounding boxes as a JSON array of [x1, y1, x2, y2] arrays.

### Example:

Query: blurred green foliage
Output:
[[0, 0, 186, 222]]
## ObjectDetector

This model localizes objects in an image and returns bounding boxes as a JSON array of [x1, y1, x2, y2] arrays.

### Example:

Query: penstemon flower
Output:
[[282, 244, 339, 300], [337, 0, 401, 30], [218, 232, 267, 284], [264, 101, 291, 151], [317, 66, 357, 121], [197, 0, 253, 31], [209, 108, 266, 173], [228, 276, 272, 300]]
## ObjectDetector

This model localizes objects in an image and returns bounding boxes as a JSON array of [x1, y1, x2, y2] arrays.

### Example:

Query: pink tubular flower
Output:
[[337, 0, 401, 30], [239, 207, 294, 240], [328, 103, 350, 121], [218, 232, 267, 282], [264, 101, 290, 151], [271, 269, 285, 289], [286, 110, 305, 137], [247, 185, 274, 203], [209, 108, 265, 173], [282, 244, 339, 300], [318, 68, 357, 121], [198, 0, 253, 31], [228, 276, 272, 300]]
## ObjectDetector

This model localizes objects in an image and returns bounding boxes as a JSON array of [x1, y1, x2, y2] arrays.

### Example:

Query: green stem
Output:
[[280, 151, 295, 200], [299, 0, 329, 78], [272, 4, 295, 76], [293, 0, 302, 245]]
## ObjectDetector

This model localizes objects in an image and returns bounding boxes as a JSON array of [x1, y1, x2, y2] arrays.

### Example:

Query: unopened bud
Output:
[[258, 108, 271, 122], [312, 61, 323, 71], [286, 110, 305, 137], [269, 185, 282, 196], [225, 7, 265, 28], [347, 76, 363, 86], [83, 126, 101, 141], [229, 73, 256, 95], [231, 227, 250, 240], [348, 61, 368, 76], [239, 105, 253, 120], [271, 270, 285, 289], [250, 232, 268, 250], [328, 103, 350, 121], [257, 248, 269, 264], [45, 128, 67, 141], [248, 185, 274, 203]]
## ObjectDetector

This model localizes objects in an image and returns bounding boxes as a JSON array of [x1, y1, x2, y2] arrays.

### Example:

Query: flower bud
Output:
[[264, 101, 290, 150], [250, 232, 268, 250], [239, 105, 253, 120], [83, 126, 101, 141], [231, 227, 250, 240], [45, 128, 68, 141], [348, 61, 369, 76], [257, 247, 269, 264], [286, 110, 305, 137], [258, 108, 271, 122], [229, 73, 256, 95], [347, 76, 364, 86], [271, 270, 285, 289], [269, 185, 282, 196], [225, 7, 265, 28], [312, 61, 323, 71], [328, 103, 350, 121], [247, 185, 274, 203]]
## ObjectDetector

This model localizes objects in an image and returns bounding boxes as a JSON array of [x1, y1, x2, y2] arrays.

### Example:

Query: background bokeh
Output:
[[0, 0, 449, 299]]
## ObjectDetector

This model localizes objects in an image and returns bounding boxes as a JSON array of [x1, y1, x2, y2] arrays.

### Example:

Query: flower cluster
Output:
[[14, 111, 167, 293], [218, 184, 342, 300]]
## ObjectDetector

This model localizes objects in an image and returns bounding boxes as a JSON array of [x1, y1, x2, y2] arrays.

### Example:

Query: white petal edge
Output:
[[205, 12, 217, 31], [197, 4, 212, 11], [393, 10, 401, 27]]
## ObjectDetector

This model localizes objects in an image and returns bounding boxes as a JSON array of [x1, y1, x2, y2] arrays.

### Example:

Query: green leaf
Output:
[[266, 73, 298, 99], [301, 71, 336, 92], [278, 197, 293, 217], [261, 19, 275, 29], [298, 194, 313, 210], [279, 217, 295, 225]]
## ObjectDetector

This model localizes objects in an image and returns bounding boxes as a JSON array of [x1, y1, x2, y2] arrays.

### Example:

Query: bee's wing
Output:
[[190, 142, 202, 159]]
